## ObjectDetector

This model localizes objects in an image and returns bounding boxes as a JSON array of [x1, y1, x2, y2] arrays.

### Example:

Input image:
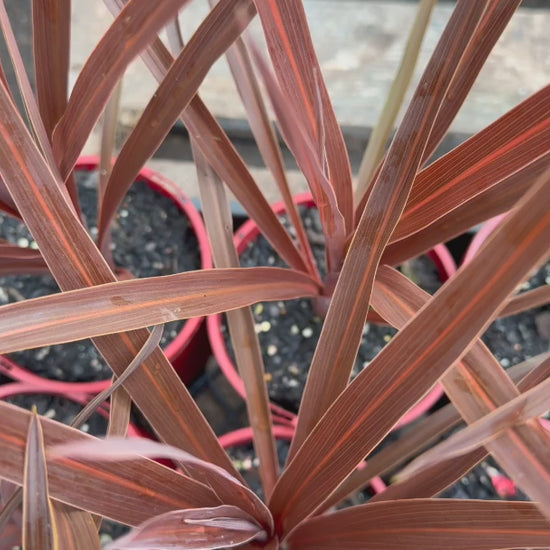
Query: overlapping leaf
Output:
[[253, 0, 353, 236], [392, 84, 550, 243], [223, 30, 319, 280], [321, 353, 549, 510], [52, 437, 273, 533], [269, 165, 550, 535], [52, 0, 192, 179], [0, 1, 58, 171], [421, 0, 520, 161], [287, 500, 550, 550], [102, 0, 309, 273], [289, 0, 487, 459], [194, 145, 279, 498], [250, 45, 346, 274], [0, 402, 220, 526], [355, 0, 436, 203], [401, 354, 550, 479], [371, 266, 550, 512], [371, 354, 550, 503], [0, 50, 237, 475], [108, 506, 265, 550], [0, 267, 317, 353], [97, 0, 256, 246], [383, 151, 550, 265]]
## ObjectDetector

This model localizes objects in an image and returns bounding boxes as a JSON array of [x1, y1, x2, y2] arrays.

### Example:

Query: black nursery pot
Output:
[[208, 193, 456, 428], [0, 156, 212, 393]]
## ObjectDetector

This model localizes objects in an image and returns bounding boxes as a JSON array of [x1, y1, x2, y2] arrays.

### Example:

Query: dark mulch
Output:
[[441, 456, 528, 501], [482, 261, 550, 369], [220, 207, 442, 413], [227, 439, 290, 502], [0, 170, 200, 382]]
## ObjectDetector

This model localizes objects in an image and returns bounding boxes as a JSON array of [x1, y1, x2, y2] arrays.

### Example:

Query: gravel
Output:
[[221, 207, 442, 413], [0, 170, 200, 382]]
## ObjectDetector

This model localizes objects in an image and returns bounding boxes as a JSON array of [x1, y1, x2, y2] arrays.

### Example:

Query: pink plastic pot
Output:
[[208, 193, 456, 429], [0, 156, 212, 393], [219, 425, 386, 497], [462, 214, 507, 265], [0, 382, 142, 438]]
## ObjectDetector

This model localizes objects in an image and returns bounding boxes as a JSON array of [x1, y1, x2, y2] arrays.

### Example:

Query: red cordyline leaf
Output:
[[249, 44, 346, 275], [421, 0, 521, 162], [355, 0, 518, 220], [370, 357, 550, 504], [52, 0, 192, 180], [0, 240, 42, 259], [108, 506, 265, 550], [383, 150, 550, 265], [0, 402, 220, 526], [322, 351, 550, 511], [97, 0, 256, 246], [392, 83, 550, 243], [50, 501, 101, 550], [51, 437, 273, 534], [0, 55, 237, 476], [269, 164, 550, 535], [194, 148, 279, 498], [501, 284, 550, 317], [374, 450, 489, 503], [223, 31, 319, 281], [443, 364, 550, 516], [32, 0, 70, 139], [0, 175, 19, 218], [0, 258, 49, 276], [402, 361, 550, 479], [102, 0, 308, 274], [318, 401, 461, 513], [23, 411, 54, 550], [289, 0, 487, 461], [0, 267, 318, 353], [286, 500, 550, 550], [371, 266, 550, 514], [253, 0, 353, 237], [0, 1, 59, 173], [70, 325, 164, 439]]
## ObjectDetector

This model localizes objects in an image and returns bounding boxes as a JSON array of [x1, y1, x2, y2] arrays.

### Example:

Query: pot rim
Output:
[[1, 156, 212, 393], [462, 214, 508, 265]]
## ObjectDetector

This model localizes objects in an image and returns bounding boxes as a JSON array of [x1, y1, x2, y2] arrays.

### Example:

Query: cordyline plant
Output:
[[2, 0, 550, 548]]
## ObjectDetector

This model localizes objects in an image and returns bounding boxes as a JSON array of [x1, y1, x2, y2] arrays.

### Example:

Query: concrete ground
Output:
[[73, 1, 550, 201], [2, 0, 549, 202]]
